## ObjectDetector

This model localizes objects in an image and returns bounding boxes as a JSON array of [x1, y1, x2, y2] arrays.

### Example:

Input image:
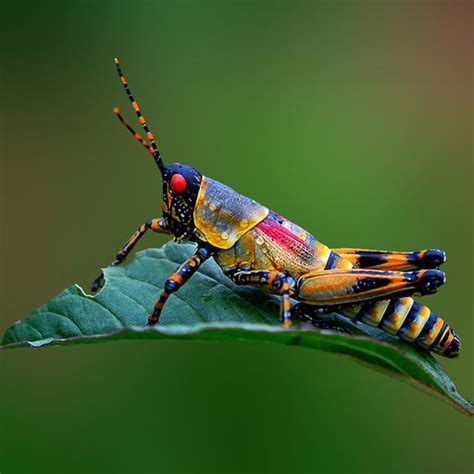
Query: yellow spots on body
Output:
[[405, 305, 430, 340], [385, 315, 401, 334], [402, 322, 419, 341], [422, 316, 444, 348], [386, 297, 413, 334], [361, 299, 390, 326]]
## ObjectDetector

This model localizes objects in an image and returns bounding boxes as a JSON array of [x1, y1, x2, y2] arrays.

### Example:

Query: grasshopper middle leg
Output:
[[224, 268, 295, 327]]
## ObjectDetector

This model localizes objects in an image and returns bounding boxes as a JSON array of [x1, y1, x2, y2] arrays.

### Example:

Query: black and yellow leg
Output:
[[226, 269, 294, 327], [332, 248, 446, 271], [148, 246, 213, 325], [91, 218, 169, 292], [296, 268, 445, 306]]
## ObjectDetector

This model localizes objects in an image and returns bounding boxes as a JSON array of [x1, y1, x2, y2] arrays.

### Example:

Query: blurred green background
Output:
[[1, 1, 472, 473]]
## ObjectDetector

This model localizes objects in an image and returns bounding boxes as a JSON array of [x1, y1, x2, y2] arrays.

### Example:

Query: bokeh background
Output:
[[1, 1, 472, 473]]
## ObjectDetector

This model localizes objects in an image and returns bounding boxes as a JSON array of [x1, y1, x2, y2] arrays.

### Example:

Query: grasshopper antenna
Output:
[[113, 57, 165, 173], [112, 107, 154, 156]]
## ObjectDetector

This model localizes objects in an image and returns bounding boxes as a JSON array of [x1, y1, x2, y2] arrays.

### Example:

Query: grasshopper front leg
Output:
[[148, 246, 214, 325], [332, 248, 446, 271], [296, 268, 445, 306], [91, 217, 169, 291], [224, 268, 295, 327]]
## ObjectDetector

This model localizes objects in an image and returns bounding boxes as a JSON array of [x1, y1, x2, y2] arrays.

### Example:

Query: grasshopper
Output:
[[92, 58, 460, 358]]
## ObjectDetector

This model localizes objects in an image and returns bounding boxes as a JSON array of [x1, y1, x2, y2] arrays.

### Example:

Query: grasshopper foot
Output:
[[148, 306, 162, 325], [91, 272, 105, 292]]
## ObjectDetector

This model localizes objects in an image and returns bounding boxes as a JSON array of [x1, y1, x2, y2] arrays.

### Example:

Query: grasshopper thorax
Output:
[[161, 163, 202, 242]]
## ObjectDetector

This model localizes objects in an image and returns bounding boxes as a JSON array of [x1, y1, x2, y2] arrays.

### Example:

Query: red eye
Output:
[[171, 173, 187, 193]]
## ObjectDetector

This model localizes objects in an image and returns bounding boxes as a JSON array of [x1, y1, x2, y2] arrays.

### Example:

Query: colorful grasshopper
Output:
[[92, 58, 461, 358]]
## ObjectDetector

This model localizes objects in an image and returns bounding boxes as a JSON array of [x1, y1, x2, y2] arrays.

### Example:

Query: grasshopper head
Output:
[[161, 163, 202, 242]]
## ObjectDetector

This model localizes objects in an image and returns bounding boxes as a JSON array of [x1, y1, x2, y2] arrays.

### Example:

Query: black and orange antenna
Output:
[[112, 107, 154, 156], [113, 57, 164, 173]]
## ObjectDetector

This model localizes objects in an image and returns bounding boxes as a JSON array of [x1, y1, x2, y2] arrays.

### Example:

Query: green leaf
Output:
[[2, 242, 472, 416]]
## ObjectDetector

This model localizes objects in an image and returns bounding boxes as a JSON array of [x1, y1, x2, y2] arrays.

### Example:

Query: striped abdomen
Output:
[[338, 297, 460, 357]]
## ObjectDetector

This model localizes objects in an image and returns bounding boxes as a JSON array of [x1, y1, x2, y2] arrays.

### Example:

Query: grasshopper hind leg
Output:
[[296, 268, 445, 306]]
